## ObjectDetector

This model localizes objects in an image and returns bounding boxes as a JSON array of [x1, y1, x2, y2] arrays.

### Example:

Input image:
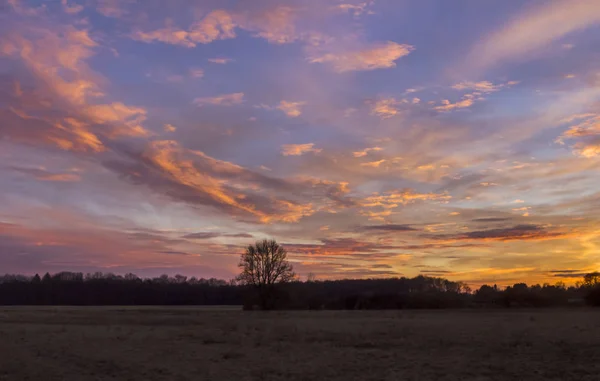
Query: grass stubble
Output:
[[1, 307, 599, 380]]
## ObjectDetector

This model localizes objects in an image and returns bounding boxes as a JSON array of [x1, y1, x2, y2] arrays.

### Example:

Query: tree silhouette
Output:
[[583, 272, 600, 287], [237, 239, 296, 310]]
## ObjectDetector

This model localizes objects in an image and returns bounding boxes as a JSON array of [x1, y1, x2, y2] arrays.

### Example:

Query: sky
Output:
[[1, 0, 599, 286]]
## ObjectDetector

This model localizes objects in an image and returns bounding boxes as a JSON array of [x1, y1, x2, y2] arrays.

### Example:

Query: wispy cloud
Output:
[[370, 98, 402, 118], [61, 0, 83, 14], [189, 68, 204, 78], [132, 10, 237, 47], [309, 41, 414, 72], [277, 100, 306, 117], [208, 58, 233, 64], [360, 159, 386, 168], [281, 143, 322, 156], [163, 124, 177, 132], [193, 92, 245, 106], [466, 0, 600, 73], [353, 147, 383, 157], [434, 95, 476, 112]]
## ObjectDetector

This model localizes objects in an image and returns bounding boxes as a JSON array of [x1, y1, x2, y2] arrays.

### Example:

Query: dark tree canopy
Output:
[[237, 239, 296, 287], [237, 239, 295, 309]]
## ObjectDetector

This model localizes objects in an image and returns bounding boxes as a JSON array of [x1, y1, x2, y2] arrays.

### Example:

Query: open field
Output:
[[1, 308, 600, 380]]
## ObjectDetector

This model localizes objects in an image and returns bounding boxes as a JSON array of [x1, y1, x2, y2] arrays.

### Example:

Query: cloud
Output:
[[8, 166, 81, 182], [285, 238, 401, 259], [257, 100, 306, 117], [105, 140, 318, 223], [360, 159, 386, 168], [556, 114, 600, 157], [238, 6, 302, 44], [84, 103, 149, 137], [451, 80, 518, 93], [164, 124, 177, 133], [7, 0, 46, 16], [0, 219, 243, 278], [576, 143, 600, 158], [370, 98, 402, 118], [0, 20, 149, 151], [208, 58, 233, 64], [130, 6, 319, 48], [182, 232, 253, 240], [96, 0, 131, 18], [189, 68, 204, 78], [277, 101, 305, 117], [132, 10, 237, 47], [360, 224, 417, 232], [193, 92, 245, 106], [466, 0, 600, 73], [359, 189, 451, 210], [335, 2, 374, 17], [281, 143, 321, 156], [353, 147, 383, 157], [181, 232, 221, 240], [434, 94, 476, 112], [472, 218, 512, 223], [436, 80, 519, 112], [309, 41, 414, 72], [429, 224, 574, 242], [61, 0, 83, 14]]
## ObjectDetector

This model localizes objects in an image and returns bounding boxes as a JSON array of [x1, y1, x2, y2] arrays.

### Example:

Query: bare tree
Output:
[[237, 239, 295, 309]]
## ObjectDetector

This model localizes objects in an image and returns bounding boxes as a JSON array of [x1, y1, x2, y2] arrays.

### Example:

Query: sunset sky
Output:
[[1, 0, 599, 285]]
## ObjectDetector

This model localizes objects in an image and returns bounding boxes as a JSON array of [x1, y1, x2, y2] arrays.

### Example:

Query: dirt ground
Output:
[[1, 307, 599, 381]]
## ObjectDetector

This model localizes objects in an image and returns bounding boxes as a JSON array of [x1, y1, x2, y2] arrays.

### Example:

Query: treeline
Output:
[[0, 271, 599, 308], [0, 272, 241, 306]]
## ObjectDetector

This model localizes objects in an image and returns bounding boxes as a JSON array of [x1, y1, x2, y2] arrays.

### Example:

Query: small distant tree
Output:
[[583, 272, 600, 288], [237, 239, 295, 310], [583, 272, 600, 306]]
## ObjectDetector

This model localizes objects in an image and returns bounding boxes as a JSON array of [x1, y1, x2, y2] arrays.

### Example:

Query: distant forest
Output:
[[1, 272, 600, 309]]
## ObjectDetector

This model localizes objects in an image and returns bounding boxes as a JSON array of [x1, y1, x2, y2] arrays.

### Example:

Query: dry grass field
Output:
[[1, 307, 600, 381]]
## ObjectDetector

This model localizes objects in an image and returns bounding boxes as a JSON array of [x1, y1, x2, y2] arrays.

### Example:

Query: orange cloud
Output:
[[360, 159, 386, 168], [143, 140, 266, 220], [360, 189, 451, 209], [353, 147, 383, 157], [9, 166, 82, 182], [435, 95, 476, 112], [451, 80, 518, 93], [132, 10, 237, 48], [1, 21, 150, 151], [370, 98, 402, 118], [281, 143, 321, 156], [240, 6, 300, 44], [277, 100, 305, 117], [84, 103, 149, 137], [576, 143, 600, 158], [309, 41, 414, 72], [556, 114, 600, 157], [164, 124, 177, 133]]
